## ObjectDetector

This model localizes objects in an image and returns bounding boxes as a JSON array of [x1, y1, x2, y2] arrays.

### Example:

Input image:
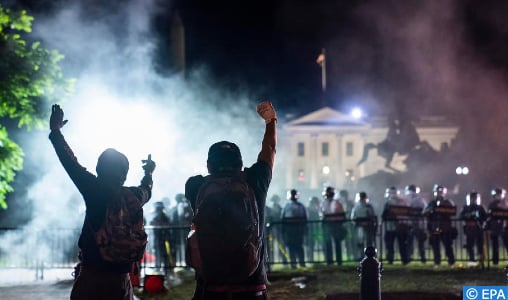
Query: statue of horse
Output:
[[357, 117, 421, 171]]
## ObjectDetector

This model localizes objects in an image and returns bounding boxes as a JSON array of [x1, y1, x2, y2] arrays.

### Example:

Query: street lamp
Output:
[[455, 166, 469, 175]]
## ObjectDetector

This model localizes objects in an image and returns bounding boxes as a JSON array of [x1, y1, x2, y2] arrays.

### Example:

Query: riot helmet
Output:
[[385, 186, 399, 199], [323, 186, 336, 199], [175, 193, 186, 203], [405, 184, 420, 195], [288, 189, 299, 201], [309, 196, 320, 206], [491, 188, 506, 200], [433, 184, 447, 198], [466, 191, 481, 206], [355, 191, 369, 203]]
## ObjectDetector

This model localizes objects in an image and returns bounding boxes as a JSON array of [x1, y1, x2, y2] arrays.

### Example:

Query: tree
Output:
[[0, 5, 73, 209]]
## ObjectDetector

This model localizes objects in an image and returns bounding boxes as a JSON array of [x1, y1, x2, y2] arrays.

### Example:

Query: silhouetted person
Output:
[[405, 184, 427, 263], [150, 201, 173, 275], [268, 194, 288, 265], [424, 185, 456, 267], [185, 101, 277, 300], [281, 189, 307, 269], [382, 186, 410, 265], [459, 191, 486, 266], [485, 188, 508, 265], [49, 104, 156, 300], [322, 186, 345, 265], [339, 189, 355, 260], [351, 192, 377, 260], [306, 196, 321, 262], [172, 193, 192, 265]]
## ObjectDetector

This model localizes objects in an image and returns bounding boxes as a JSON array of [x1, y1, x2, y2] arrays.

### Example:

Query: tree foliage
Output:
[[0, 5, 73, 209]]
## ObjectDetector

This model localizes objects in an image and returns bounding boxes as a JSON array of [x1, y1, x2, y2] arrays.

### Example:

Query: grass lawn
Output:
[[135, 262, 508, 300]]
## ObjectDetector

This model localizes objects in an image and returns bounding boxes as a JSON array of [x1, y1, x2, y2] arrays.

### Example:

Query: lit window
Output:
[[297, 142, 305, 156], [298, 169, 305, 182], [322, 142, 329, 156], [346, 142, 354, 156]]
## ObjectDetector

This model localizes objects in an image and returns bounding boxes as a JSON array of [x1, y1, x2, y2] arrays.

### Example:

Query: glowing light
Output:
[[322, 166, 330, 175], [351, 108, 363, 119], [456, 166, 469, 175]]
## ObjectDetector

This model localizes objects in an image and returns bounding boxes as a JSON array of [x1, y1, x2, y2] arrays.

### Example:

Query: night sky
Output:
[[4, 0, 508, 203], [11, 0, 508, 114]]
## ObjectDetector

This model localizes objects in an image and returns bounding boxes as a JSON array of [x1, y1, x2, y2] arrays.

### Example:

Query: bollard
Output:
[[358, 246, 382, 300]]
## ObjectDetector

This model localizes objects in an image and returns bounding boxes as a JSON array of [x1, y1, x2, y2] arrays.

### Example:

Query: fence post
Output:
[[358, 246, 382, 300]]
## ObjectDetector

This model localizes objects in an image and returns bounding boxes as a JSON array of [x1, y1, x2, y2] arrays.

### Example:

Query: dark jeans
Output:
[[384, 230, 410, 264], [71, 267, 133, 300], [429, 232, 455, 265], [490, 233, 508, 265], [286, 242, 305, 268], [323, 223, 343, 265], [408, 228, 427, 263], [464, 226, 483, 262]]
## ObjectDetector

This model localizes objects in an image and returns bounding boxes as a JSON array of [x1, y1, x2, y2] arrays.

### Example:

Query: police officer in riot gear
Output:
[[322, 186, 346, 265], [405, 184, 427, 263], [459, 191, 487, 266], [281, 189, 307, 269], [382, 186, 411, 265], [351, 192, 377, 260], [423, 184, 456, 267], [485, 188, 508, 265]]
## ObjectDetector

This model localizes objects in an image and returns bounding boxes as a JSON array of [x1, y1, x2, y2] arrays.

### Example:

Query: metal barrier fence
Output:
[[265, 219, 508, 267], [1, 220, 507, 279]]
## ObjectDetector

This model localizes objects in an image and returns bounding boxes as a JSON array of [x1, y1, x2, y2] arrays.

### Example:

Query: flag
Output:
[[316, 53, 325, 66]]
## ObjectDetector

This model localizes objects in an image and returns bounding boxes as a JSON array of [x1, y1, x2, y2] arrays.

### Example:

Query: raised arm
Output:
[[137, 154, 156, 205], [256, 101, 277, 169], [49, 104, 96, 195]]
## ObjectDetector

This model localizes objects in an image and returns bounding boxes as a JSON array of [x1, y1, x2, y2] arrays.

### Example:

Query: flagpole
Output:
[[321, 48, 326, 92]]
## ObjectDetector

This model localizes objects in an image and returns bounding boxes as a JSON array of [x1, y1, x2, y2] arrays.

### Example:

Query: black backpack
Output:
[[186, 174, 261, 283], [94, 188, 148, 263]]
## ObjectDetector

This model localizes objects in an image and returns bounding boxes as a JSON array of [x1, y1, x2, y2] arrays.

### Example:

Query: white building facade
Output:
[[280, 107, 459, 193]]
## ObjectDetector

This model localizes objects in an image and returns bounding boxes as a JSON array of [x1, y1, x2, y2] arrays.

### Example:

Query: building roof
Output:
[[286, 107, 458, 129], [286, 107, 368, 127]]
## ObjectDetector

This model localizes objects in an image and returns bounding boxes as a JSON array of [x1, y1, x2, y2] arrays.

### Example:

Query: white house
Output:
[[279, 107, 459, 194]]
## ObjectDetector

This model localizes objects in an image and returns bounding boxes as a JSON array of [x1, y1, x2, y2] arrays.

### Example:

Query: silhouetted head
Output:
[[270, 195, 281, 204], [323, 186, 336, 200], [309, 196, 320, 206], [433, 184, 447, 198], [175, 193, 186, 203], [466, 191, 481, 206], [356, 191, 369, 203], [288, 189, 299, 201], [154, 201, 165, 211], [405, 184, 420, 195], [491, 187, 506, 200], [207, 141, 243, 175], [96, 148, 129, 188], [385, 186, 399, 199]]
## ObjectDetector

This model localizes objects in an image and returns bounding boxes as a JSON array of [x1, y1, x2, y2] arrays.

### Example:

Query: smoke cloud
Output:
[[0, 0, 285, 273]]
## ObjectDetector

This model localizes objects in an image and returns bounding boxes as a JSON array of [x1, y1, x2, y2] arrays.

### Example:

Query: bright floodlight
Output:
[[455, 166, 463, 175], [351, 108, 363, 119], [322, 166, 330, 175], [462, 167, 469, 175], [456, 166, 469, 175]]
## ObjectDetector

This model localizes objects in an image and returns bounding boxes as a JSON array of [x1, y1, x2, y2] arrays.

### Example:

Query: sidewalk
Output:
[[0, 268, 73, 300]]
